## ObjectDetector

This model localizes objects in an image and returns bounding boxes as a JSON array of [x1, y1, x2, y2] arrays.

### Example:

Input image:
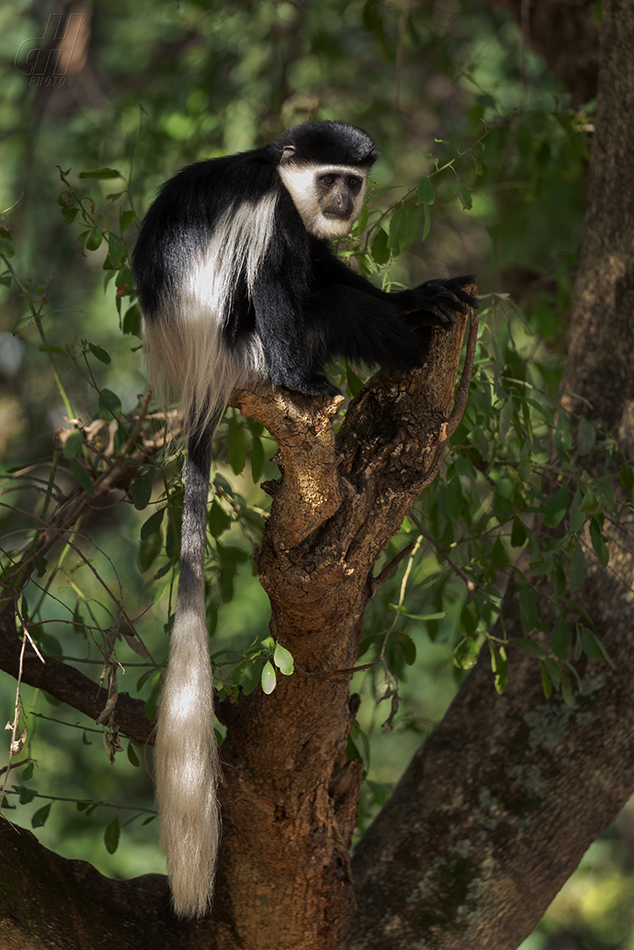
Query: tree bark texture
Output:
[[210, 304, 476, 950], [351, 2, 634, 947]]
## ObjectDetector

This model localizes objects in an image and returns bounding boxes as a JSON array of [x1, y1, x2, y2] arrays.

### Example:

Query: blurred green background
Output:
[[1, 1, 632, 946]]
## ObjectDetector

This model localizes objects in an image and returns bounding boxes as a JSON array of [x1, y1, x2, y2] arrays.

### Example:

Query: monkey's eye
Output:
[[321, 175, 336, 186], [347, 176, 362, 191]]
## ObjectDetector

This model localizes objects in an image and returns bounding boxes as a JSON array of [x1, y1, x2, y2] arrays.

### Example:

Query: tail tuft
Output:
[[155, 602, 220, 918]]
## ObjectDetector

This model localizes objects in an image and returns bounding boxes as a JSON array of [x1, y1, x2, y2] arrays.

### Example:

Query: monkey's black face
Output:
[[316, 173, 364, 221], [278, 161, 370, 239]]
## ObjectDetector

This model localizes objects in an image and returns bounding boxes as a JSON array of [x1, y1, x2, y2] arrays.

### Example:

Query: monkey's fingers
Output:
[[409, 304, 457, 326], [442, 275, 481, 310]]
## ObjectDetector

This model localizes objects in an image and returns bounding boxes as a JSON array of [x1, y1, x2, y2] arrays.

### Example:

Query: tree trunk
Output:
[[351, 2, 634, 946]]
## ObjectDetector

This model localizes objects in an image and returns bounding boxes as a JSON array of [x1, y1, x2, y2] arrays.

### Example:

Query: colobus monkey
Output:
[[132, 120, 477, 918]]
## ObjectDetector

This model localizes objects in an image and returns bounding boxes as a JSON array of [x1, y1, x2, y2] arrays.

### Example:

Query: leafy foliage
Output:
[[0, 2, 630, 941]]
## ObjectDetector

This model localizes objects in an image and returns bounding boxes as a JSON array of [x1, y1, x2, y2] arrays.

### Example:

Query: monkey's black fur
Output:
[[133, 121, 476, 414], [131, 120, 477, 919]]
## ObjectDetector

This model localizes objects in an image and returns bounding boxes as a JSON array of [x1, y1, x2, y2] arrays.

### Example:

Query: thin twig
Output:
[[409, 512, 474, 591], [371, 540, 418, 596]]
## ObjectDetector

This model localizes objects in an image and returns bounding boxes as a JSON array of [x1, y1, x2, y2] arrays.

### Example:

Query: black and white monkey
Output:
[[132, 120, 477, 918]]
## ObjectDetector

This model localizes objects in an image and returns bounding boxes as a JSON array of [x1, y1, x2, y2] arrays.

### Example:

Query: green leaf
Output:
[[86, 227, 103, 251], [18, 786, 37, 804], [511, 517, 527, 547], [579, 624, 601, 660], [62, 428, 84, 459], [98, 388, 122, 419], [489, 642, 508, 693], [421, 202, 431, 241], [32, 803, 52, 828], [518, 583, 539, 634], [579, 625, 613, 664], [121, 210, 135, 232], [544, 657, 561, 689], [139, 531, 162, 572], [561, 677, 575, 708], [388, 201, 406, 252], [444, 475, 463, 520], [12, 313, 32, 333], [458, 181, 472, 211], [355, 204, 368, 235], [103, 815, 120, 854], [491, 536, 509, 571], [568, 539, 587, 590], [127, 743, 140, 767], [115, 265, 133, 290], [88, 342, 111, 364], [395, 631, 417, 666], [569, 488, 584, 533], [345, 365, 364, 397], [554, 413, 573, 459], [226, 415, 246, 475], [273, 642, 294, 676], [103, 234, 126, 270], [60, 206, 78, 225], [417, 178, 435, 205], [208, 501, 231, 538], [589, 516, 609, 566], [576, 417, 596, 456], [0, 237, 15, 258], [477, 93, 497, 109], [371, 228, 390, 265], [250, 435, 265, 483], [551, 614, 572, 661], [140, 507, 165, 541], [129, 471, 153, 510], [498, 397, 513, 441], [543, 484, 569, 528], [69, 460, 94, 495], [122, 303, 141, 336], [261, 660, 277, 695], [79, 168, 123, 179], [34, 555, 48, 577], [454, 637, 478, 670]]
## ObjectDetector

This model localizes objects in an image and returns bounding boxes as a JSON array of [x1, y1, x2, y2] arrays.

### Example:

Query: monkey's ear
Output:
[[281, 145, 296, 162]]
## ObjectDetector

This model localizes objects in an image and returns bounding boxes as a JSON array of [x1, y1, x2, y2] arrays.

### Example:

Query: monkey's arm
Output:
[[307, 284, 433, 373], [310, 240, 478, 326]]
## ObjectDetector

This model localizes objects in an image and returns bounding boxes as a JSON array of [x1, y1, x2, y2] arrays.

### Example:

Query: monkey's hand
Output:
[[403, 275, 480, 328]]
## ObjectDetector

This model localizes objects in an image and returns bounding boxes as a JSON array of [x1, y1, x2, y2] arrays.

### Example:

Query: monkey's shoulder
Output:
[[150, 148, 280, 222]]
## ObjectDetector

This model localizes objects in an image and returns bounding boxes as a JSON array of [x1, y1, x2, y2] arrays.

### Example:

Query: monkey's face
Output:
[[278, 161, 369, 239]]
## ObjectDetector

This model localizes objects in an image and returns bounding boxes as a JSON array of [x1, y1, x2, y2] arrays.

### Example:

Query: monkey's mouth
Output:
[[323, 209, 352, 219]]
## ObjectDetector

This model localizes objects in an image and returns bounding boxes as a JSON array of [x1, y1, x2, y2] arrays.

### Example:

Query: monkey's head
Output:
[[276, 121, 378, 240]]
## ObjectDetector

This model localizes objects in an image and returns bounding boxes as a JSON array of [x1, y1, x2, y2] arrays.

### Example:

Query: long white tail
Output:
[[155, 426, 220, 918]]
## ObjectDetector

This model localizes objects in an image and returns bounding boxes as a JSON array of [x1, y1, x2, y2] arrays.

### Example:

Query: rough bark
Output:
[[351, 2, 634, 947], [210, 304, 477, 950]]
